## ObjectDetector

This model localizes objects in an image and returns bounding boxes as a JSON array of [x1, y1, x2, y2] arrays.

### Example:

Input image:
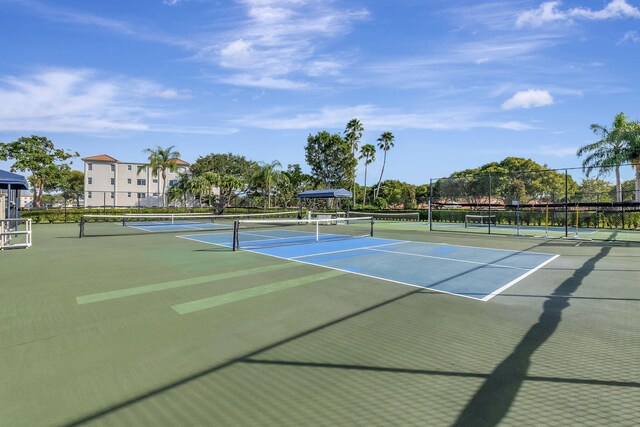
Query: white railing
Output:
[[0, 218, 32, 250]]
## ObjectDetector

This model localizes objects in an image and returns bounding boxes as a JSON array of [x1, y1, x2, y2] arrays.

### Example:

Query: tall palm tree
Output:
[[577, 113, 630, 202], [344, 119, 364, 204], [255, 160, 281, 209], [621, 121, 640, 201], [141, 145, 181, 207], [359, 144, 376, 205], [374, 131, 395, 199]]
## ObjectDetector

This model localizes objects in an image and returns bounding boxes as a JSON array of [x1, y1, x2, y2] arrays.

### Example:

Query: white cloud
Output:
[[202, 0, 369, 89], [538, 145, 579, 158], [619, 30, 640, 43], [0, 69, 226, 134], [232, 104, 532, 131], [516, 0, 640, 28], [163, 0, 186, 5], [501, 89, 554, 110]]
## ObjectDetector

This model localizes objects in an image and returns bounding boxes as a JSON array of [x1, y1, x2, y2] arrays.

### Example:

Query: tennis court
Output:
[[1, 221, 639, 426], [180, 229, 559, 301]]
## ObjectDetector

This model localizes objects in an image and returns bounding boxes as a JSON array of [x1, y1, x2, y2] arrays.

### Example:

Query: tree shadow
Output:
[[451, 246, 611, 427]]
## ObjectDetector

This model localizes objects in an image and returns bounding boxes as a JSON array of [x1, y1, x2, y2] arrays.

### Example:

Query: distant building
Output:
[[81, 154, 191, 208]]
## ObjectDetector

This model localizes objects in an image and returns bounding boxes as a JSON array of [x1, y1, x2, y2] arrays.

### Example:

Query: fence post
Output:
[[564, 169, 568, 238], [428, 178, 433, 231], [488, 174, 492, 235]]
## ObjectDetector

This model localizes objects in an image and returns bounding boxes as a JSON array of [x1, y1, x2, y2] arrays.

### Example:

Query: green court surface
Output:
[[1, 223, 639, 426]]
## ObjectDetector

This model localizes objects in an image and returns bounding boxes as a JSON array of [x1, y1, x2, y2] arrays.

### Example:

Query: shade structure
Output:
[[0, 170, 29, 190], [297, 189, 352, 199]]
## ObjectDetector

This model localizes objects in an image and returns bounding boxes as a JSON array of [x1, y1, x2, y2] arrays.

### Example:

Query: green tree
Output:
[[344, 118, 364, 204], [619, 121, 640, 201], [217, 175, 244, 213], [359, 144, 376, 205], [577, 113, 633, 202], [190, 153, 256, 180], [0, 135, 78, 207], [59, 169, 85, 207], [374, 132, 395, 199], [167, 173, 191, 207], [140, 145, 181, 207], [576, 178, 615, 203], [252, 160, 281, 209], [305, 131, 355, 189]]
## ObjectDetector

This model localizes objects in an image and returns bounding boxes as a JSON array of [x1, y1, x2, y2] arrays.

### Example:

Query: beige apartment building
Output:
[[82, 154, 190, 208]]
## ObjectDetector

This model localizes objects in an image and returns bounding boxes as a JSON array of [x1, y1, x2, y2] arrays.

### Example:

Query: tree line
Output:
[[1, 112, 639, 210]]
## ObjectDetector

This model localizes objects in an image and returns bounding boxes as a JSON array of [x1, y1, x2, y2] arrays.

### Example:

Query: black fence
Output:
[[428, 166, 640, 242]]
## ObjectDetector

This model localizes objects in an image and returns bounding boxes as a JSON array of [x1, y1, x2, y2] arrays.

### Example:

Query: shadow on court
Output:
[[451, 246, 611, 427]]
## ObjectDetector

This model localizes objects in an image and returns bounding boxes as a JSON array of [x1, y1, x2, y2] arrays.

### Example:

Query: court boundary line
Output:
[[367, 247, 533, 271], [175, 234, 560, 302], [481, 254, 560, 301], [290, 240, 408, 259]]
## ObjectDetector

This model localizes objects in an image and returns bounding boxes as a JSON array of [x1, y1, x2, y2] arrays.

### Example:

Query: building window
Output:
[[139, 166, 146, 172], [88, 163, 93, 171], [88, 177, 92, 185], [111, 164, 115, 172], [127, 165, 132, 171], [169, 180, 177, 187], [127, 192, 131, 198], [137, 179, 146, 186], [137, 193, 146, 199], [153, 193, 158, 197], [88, 192, 92, 199], [110, 192, 115, 199], [153, 179, 158, 184], [127, 178, 131, 184], [110, 178, 115, 185]]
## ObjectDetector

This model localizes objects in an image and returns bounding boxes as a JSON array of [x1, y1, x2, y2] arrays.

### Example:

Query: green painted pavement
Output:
[[76, 262, 301, 304], [172, 270, 346, 314]]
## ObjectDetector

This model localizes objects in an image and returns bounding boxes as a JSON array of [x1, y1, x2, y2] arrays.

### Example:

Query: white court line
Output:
[[291, 240, 408, 259], [238, 244, 485, 301], [176, 234, 560, 302], [367, 248, 532, 271], [481, 254, 560, 301]]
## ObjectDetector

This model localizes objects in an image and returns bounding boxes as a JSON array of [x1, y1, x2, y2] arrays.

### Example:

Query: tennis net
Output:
[[232, 216, 374, 250], [79, 211, 300, 237], [343, 211, 420, 221]]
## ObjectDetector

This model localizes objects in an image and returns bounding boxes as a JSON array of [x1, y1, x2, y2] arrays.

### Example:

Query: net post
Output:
[[79, 215, 85, 238], [232, 220, 239, 251], [315, 219, 319, 242], [370, 218, 374, 237], [428, 178, 433, 231]]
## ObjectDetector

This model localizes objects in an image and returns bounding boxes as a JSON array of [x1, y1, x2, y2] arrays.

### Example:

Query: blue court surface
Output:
[[178, 231, 559, 301]]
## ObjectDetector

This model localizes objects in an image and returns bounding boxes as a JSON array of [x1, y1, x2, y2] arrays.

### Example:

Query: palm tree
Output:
[[374, 132, 395, 199], [620, 122, 640, 201], [217, 175, 244, 214], [344, 119, 364, 204], [577, 113, 632, 203], [359, 144, 376, 205], [187, 175, 210, 208], [141, 145, 181, 207], [254, 160, 281, 209]]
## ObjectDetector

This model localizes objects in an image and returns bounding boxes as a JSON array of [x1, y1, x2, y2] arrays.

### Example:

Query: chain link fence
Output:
[[428, 166, 640, 242]]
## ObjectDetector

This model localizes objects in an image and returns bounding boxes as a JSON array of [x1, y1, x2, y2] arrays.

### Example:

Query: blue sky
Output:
[[1, 0, 639, 185]]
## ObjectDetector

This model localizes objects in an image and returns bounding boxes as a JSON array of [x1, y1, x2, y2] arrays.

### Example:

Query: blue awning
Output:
[[0, 170, 29, 190], [298, 189, 352, 199]]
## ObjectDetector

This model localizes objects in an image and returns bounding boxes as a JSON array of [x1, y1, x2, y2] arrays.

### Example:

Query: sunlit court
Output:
[[2, 215, 638, 425]]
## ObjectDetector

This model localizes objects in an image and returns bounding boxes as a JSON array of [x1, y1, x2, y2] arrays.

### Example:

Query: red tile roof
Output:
[[81, 154, 119, 162]]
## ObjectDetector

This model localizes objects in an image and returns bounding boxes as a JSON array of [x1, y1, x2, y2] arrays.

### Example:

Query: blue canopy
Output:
[[0, 170, 29, 190], [298, 189, 352, 199]]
